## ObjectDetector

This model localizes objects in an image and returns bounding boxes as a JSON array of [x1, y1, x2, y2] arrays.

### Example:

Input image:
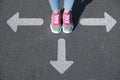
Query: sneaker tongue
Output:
[[64, 14, 70, 24], [54, 15, 59, 24]]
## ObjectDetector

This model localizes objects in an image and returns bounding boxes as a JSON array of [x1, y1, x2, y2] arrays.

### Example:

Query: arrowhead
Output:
[[7, 12, 19, 32], [104, 12, 117, 32], [50, 61, 73, 74]]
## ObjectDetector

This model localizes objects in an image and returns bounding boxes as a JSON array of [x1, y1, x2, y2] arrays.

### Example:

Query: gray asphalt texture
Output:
[[0, 0, 120, 80]]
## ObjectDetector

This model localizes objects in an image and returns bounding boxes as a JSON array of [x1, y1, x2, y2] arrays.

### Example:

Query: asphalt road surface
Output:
[[0, 0, 120, 80]]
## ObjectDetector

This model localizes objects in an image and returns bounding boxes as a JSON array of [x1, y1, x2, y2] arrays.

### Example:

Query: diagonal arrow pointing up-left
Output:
[[7, 12, 44, 32]]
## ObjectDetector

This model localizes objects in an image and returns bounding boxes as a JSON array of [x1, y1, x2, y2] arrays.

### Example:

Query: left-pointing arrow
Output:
[[7, 12, 44, 32]]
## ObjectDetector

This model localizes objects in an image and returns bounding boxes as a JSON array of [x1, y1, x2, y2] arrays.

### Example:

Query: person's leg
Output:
[[48, 0, 62, 33], [64, 0, 74, 12], [62, 0, 75, 33], [49, 0, 60, 12]]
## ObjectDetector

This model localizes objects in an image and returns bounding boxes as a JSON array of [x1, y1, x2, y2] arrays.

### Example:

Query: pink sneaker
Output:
[[50, 12, 62, 34], [62, 12, 74, 33]]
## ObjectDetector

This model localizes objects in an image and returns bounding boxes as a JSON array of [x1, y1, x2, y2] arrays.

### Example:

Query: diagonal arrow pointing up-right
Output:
[[80, 12, 117, 32]]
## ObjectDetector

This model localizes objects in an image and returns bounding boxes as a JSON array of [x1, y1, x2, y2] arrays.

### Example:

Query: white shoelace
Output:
[[53, 15, 59, 24], [64, 15, 70, 24]]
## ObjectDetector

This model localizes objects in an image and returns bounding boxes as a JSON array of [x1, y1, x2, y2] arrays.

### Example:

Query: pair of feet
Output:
[[50, 11, 74, 34]]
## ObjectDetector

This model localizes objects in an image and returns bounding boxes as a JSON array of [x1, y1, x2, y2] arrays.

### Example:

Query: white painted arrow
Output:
[[80, 12, 117, 32], [7, 12, 44, 32], [50, 38, 74, 74]]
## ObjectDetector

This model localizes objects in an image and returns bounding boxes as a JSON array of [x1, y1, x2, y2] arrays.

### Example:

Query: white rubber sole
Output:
[[62, 25, 74, 34], [50, 24, 62, 34]]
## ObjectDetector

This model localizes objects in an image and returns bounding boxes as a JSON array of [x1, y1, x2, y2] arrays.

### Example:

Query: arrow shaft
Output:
[[19, 18, 43, 26], [58, 38, 66, 61], [80, 18, 107, 26]]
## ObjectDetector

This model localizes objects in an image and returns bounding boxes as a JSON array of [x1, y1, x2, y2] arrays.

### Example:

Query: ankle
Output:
[[53, 10, 60, 13], [64, 10, 70, 13]]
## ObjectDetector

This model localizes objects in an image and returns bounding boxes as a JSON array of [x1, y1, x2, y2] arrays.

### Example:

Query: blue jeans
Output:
[[49, 0, 75, 11]]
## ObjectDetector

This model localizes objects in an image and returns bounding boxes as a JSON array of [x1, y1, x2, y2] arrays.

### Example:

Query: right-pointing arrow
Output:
[[50, 38, 74, 74], [80, 12, 117, 32]]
